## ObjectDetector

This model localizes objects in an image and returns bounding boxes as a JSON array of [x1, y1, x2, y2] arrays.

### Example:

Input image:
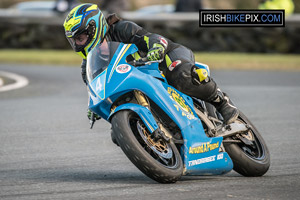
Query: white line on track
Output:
[[0, 71, 29, 92]]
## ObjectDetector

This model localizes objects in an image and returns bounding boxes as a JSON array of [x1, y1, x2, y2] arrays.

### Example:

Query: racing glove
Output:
[[147, 43, 165, 61], [87, 109, 101, 121]]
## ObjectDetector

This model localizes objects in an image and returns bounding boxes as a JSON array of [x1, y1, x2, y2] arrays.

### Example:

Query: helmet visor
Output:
[[66, 31, 90, 52]]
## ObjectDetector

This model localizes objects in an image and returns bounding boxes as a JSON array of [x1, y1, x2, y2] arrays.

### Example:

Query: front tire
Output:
[[111, 110, 183, 183], [224, 111, 270, 176]]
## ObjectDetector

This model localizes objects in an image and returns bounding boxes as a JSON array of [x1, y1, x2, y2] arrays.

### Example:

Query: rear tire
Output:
[[224, 111, 270, 176], [111, 110, 183, 183]]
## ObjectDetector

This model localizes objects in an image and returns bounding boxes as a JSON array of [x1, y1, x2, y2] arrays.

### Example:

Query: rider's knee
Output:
[[191, 64, 210, 85]]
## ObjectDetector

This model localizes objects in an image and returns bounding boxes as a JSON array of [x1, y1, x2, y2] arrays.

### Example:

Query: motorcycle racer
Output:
[[63, 3, 239, 125]]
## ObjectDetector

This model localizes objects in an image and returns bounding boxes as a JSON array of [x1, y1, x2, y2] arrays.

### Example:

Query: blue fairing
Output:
[[87, 42, 233, 176]]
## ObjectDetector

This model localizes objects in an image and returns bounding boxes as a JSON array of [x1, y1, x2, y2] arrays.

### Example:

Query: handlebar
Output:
[[128, 57, 163, 67]]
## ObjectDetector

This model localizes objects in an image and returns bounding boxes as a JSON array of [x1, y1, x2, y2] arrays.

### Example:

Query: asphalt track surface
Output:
[[1, 64, 300, 200]]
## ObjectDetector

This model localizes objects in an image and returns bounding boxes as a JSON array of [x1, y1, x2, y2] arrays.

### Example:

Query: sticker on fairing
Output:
[[167, 87, 195, 120], [116, 64, 131, 74]]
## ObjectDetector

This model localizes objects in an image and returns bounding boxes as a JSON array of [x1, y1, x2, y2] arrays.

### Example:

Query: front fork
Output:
[[134, 90, 173, 141], [134, 90, 149, 108]]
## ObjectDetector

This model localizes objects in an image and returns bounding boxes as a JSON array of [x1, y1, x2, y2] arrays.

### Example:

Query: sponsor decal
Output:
[[168, 60, 181, 71], [189, 142, 219, 154], [167, 87, 195, 120], [159, 37, 168, 48], [189, 155, 216, 166], [217, 153, 224, 160], [188, 153, 224, 167], [116, 64, 131, 74]]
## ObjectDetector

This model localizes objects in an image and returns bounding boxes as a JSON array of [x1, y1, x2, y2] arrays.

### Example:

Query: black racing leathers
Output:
[[81, 17, 218, 102]]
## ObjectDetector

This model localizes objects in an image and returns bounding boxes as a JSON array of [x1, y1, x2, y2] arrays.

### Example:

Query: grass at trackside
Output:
[[194, 53, 300, 71], [0, 49, 299, 71], [0, 49, 82, 66]]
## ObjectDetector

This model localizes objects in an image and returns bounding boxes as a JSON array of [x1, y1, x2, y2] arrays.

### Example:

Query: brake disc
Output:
[[137, 121, 173, 159]]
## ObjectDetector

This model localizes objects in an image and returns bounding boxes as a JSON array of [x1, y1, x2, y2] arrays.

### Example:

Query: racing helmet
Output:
[[63, 3, 109, 59]]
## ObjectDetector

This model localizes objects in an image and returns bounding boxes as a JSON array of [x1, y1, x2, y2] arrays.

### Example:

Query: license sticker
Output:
[[116, 64, 131, 74]]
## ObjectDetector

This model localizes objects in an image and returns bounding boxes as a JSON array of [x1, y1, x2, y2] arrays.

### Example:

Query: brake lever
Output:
[[143, 59, 163, 65]]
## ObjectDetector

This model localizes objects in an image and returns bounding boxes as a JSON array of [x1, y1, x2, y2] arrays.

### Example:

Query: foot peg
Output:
[[214, 122, 250, 138]]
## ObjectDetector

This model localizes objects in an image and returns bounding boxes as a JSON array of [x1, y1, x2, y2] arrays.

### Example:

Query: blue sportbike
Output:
[[86, 41, 270, 183]]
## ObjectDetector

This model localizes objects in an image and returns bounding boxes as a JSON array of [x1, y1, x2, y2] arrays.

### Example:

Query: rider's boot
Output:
[[209, 88, 239, 125]]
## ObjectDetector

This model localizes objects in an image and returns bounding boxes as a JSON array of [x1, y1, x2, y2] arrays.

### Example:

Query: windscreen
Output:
[[86, 40, 120, 83]]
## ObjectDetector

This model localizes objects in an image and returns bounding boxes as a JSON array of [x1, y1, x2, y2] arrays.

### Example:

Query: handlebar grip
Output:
[[140, 57, 148, 62], [128, 57, 163, 67]]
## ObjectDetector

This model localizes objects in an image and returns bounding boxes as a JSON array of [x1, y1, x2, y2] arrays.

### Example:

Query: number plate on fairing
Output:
[[90, 69, 107, 100]]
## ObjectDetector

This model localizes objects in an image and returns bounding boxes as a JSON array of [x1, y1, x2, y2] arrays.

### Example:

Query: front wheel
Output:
[[224, 111, 270, 176], [111, 110, 183, 183]]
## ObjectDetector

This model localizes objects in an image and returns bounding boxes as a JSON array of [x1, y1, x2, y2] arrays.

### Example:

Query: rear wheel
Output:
[[111, 110, 183, 183], [224, 111, 270, 176]]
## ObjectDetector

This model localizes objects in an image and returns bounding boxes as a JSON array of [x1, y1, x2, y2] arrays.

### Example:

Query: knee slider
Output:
[[191, 65, 209, 85]]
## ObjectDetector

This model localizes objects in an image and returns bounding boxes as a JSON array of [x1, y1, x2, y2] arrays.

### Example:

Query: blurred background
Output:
[[0, 0, 299, 67]]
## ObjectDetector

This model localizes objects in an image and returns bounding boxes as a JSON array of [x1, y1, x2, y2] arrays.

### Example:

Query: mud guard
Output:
[[108, 103, 158, 134]]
